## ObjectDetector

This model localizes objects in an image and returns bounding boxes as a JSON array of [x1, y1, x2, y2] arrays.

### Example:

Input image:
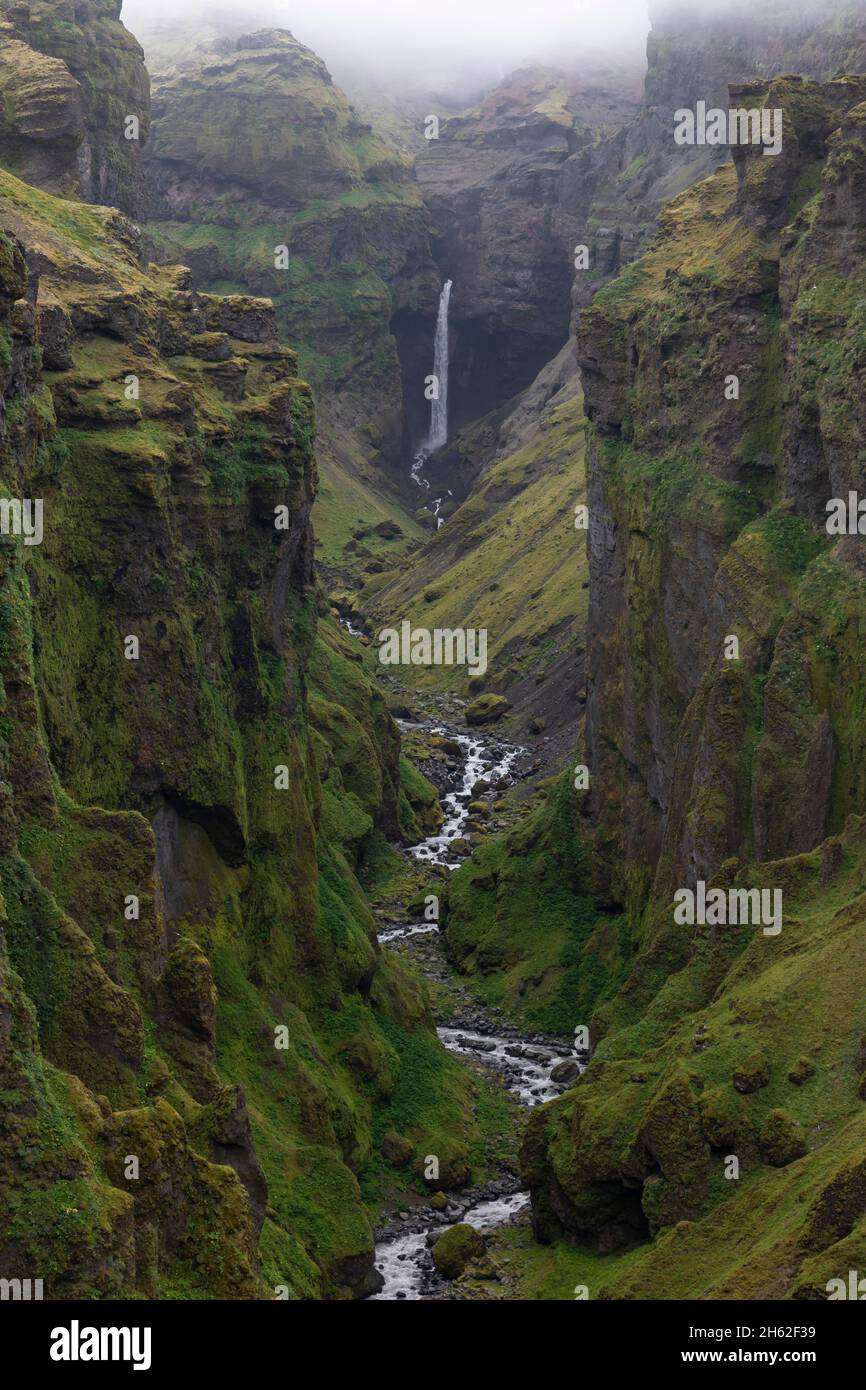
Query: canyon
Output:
[[0, 0, 866, 1307]]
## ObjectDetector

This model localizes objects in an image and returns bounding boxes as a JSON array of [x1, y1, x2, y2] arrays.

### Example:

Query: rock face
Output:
[[415, 64, 643, 431], [521, 74, 866, 1297], [565, 0, 866, 322], [581, 73, 866, 913], [0, 160, 441, 1299], [411, 0, 866, 436], [142, 27, 438, 477], [0, 0, 150, 213], [374, 0, 864, 741], [0, 194, 266, 1297]]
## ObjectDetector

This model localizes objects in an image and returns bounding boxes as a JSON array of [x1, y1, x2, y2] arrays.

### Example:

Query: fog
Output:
[[120, 0, 653, 94], [121, 0, 854, 101]]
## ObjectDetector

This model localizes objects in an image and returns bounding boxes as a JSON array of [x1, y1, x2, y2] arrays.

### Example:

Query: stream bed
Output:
[[369, 720, 586, 1300], [401, 720, 523, 871]]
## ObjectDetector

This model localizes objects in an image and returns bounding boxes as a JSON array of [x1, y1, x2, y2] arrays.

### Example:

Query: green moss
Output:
[[204, 423, 285, 496], [759, 1109, 807, 1167], [398, 754, 443, 839], [370, 388, 588, 694], [444, 770, 628, 1034], [432, 1222, 486, 1278], [521, 818, 866, 1296], [0, 155, 463, 1300], [1, 854, 70, 1039]]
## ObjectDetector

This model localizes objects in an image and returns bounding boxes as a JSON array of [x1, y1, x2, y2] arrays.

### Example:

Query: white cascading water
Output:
[[410, 280, 453, 525], [371, 722, 587, 1300], [426, 278, 452, 450]]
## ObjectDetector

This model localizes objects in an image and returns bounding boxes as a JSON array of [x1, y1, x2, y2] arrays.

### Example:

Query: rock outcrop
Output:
[[142, 27, 438, 480], [522, 74, 866, 1297], [0, 161, 443, 1299], [408, 1, 866, 437], [565, 0, 866, 320], [0, 0, 150, 214], [415, 63, 644, 429], [581, 73, 866, 914]]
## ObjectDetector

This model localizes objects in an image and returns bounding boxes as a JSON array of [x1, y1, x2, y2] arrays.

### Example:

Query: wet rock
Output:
[[437, 738, 464, 757], [550, 1058, 581, 1084]]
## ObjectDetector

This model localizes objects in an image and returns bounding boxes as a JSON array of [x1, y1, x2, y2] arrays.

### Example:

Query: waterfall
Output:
[[426, 279, 452, 451]]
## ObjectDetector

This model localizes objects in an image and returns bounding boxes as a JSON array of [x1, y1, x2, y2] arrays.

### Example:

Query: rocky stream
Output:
[[369, 720, 586, 1300]]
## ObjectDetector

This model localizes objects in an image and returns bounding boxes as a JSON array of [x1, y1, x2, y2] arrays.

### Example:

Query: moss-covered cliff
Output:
[[0, 164, 476, 1300], [141, 26, 437, 548], [521, 74, 866, 1298], [414, 63, 643, 428], [581, 73, 866, 924], [566, 0, 866, 322], [0, 0, 150, 213]]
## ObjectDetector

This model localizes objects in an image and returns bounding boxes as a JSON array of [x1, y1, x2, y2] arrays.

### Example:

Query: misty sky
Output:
[[121, 0, 653, 91]]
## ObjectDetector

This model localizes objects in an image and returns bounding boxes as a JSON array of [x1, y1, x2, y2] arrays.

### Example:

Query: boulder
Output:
[[431, 1223, 486, 1280], [465, 694, 511, 726], [381, 1131, 413, 1168], [732, 1055, 770, 1094], [759, 1110, 807, 1167]]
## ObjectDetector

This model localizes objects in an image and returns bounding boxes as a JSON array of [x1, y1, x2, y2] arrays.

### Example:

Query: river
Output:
[[369, 719, 585, 1300]]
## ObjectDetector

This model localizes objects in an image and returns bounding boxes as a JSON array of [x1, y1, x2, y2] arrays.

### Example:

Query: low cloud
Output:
[[121, 0, 652, 91]]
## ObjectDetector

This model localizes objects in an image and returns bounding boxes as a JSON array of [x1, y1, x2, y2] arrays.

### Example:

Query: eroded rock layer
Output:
[[0, 166, 459, 1299], [522, 75, 866, 1297], [0, 0, 150, 213]]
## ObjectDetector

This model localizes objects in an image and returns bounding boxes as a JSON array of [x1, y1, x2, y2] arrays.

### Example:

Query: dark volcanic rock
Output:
[[416, 63, 643, 428]]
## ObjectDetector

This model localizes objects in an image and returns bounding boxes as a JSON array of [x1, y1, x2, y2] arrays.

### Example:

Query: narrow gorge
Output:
[[1, 0, 866, 1342]]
